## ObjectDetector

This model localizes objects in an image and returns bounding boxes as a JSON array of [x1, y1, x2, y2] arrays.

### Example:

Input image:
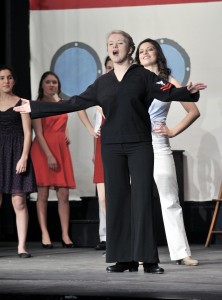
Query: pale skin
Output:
[[32, 74, 72, 245], [138, 41, 200, 263], [0, 69, 31, 255]]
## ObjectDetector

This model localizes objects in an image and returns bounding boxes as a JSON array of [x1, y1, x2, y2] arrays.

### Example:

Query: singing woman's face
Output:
[[107, 33, 131, 64]]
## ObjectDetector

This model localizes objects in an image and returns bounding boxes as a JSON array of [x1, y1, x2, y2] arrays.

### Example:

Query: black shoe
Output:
[[143, 263, 164, 274], [106, 262, 139, 273], [42, 243, 53, 249], [95, 241, 106, 250], [61, 240, 75, 248], [18, 252, 32, 258]]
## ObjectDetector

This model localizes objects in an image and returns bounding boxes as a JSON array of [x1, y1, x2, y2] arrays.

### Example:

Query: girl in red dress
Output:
[[31, 71, 76, 248]]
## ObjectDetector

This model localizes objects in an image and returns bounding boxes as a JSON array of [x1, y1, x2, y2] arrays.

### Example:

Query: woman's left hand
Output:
[[16, 158, 27, 174], [187, 82, 207, 93]]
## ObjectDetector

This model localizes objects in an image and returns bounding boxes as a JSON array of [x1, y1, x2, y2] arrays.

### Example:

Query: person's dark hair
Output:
[[134, 38, 171, 81], [37, 71, 61, 100], [104, 56, 111, 67], [0, 65, 16, 81]]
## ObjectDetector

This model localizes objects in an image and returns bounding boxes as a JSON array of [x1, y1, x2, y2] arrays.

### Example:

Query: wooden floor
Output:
[[0, 242, 222, 300]]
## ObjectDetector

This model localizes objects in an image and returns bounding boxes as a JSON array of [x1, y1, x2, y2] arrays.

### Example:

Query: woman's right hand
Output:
[[95, 128, 101, 138], [47, 155, 58, 170], [88, 126, 99, 138], [13, 99, 31, 113]]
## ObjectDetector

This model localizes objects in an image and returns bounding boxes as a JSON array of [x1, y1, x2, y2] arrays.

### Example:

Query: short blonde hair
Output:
[[107, 30, 135, 55]]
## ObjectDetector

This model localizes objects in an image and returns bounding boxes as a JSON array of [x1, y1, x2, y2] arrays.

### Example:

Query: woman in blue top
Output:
[[135, 38, 199, 266]]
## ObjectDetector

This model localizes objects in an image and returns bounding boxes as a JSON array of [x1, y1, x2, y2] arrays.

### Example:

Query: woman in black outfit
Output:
[[14, 30, 206, 273]]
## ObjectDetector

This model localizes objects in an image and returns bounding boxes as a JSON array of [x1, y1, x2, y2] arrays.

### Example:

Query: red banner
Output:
[[30, 0, 221, 10]]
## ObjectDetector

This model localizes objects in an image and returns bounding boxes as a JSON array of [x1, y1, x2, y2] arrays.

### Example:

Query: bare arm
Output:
[[165, 101, 200, 138], [156, 77, 200, 138], [77, 110, 98, 138], [32, 119, 58, 170], [16, 114, 32, 174], [150, 69, 207, 103], [169, 77, 200, 137], [13, 82, 100, 119]]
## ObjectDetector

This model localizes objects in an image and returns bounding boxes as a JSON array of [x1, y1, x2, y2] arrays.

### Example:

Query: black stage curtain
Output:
[[2, 0, 31, 98]]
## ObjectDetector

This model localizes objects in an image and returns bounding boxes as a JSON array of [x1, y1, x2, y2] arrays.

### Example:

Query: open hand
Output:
[[187, 82, 207, 94], [13, 98, 31, 113]]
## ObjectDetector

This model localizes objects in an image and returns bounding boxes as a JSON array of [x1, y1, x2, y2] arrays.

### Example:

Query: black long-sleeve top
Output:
[[30, 64, 199, 144]]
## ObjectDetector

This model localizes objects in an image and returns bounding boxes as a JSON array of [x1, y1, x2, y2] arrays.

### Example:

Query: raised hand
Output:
[[13, 98, 31, 113]]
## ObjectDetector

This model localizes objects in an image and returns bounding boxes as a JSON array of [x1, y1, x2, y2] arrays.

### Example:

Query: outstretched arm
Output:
[[150, 72, 207, 103], [14, 82, 100, 119], [155, 77, 201, 138]]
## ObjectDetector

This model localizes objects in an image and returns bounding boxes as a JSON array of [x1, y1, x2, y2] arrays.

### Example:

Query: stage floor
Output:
[[0, 242, 222, 300]]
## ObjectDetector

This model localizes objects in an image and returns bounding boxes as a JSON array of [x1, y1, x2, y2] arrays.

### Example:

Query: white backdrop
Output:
[[29, 0, 222, 201]]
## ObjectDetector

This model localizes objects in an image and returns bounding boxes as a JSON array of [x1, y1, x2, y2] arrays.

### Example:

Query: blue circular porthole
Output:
[[156, 38, 190, 85], [50, 42, 102, 99]]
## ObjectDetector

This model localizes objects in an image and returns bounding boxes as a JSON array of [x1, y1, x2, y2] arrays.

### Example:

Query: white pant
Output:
[[99, 201, 106, 242], [153, 141, 191, 260]]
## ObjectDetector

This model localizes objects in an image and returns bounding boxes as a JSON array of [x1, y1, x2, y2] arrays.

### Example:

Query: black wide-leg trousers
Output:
[[102, 141, 159, 263]]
